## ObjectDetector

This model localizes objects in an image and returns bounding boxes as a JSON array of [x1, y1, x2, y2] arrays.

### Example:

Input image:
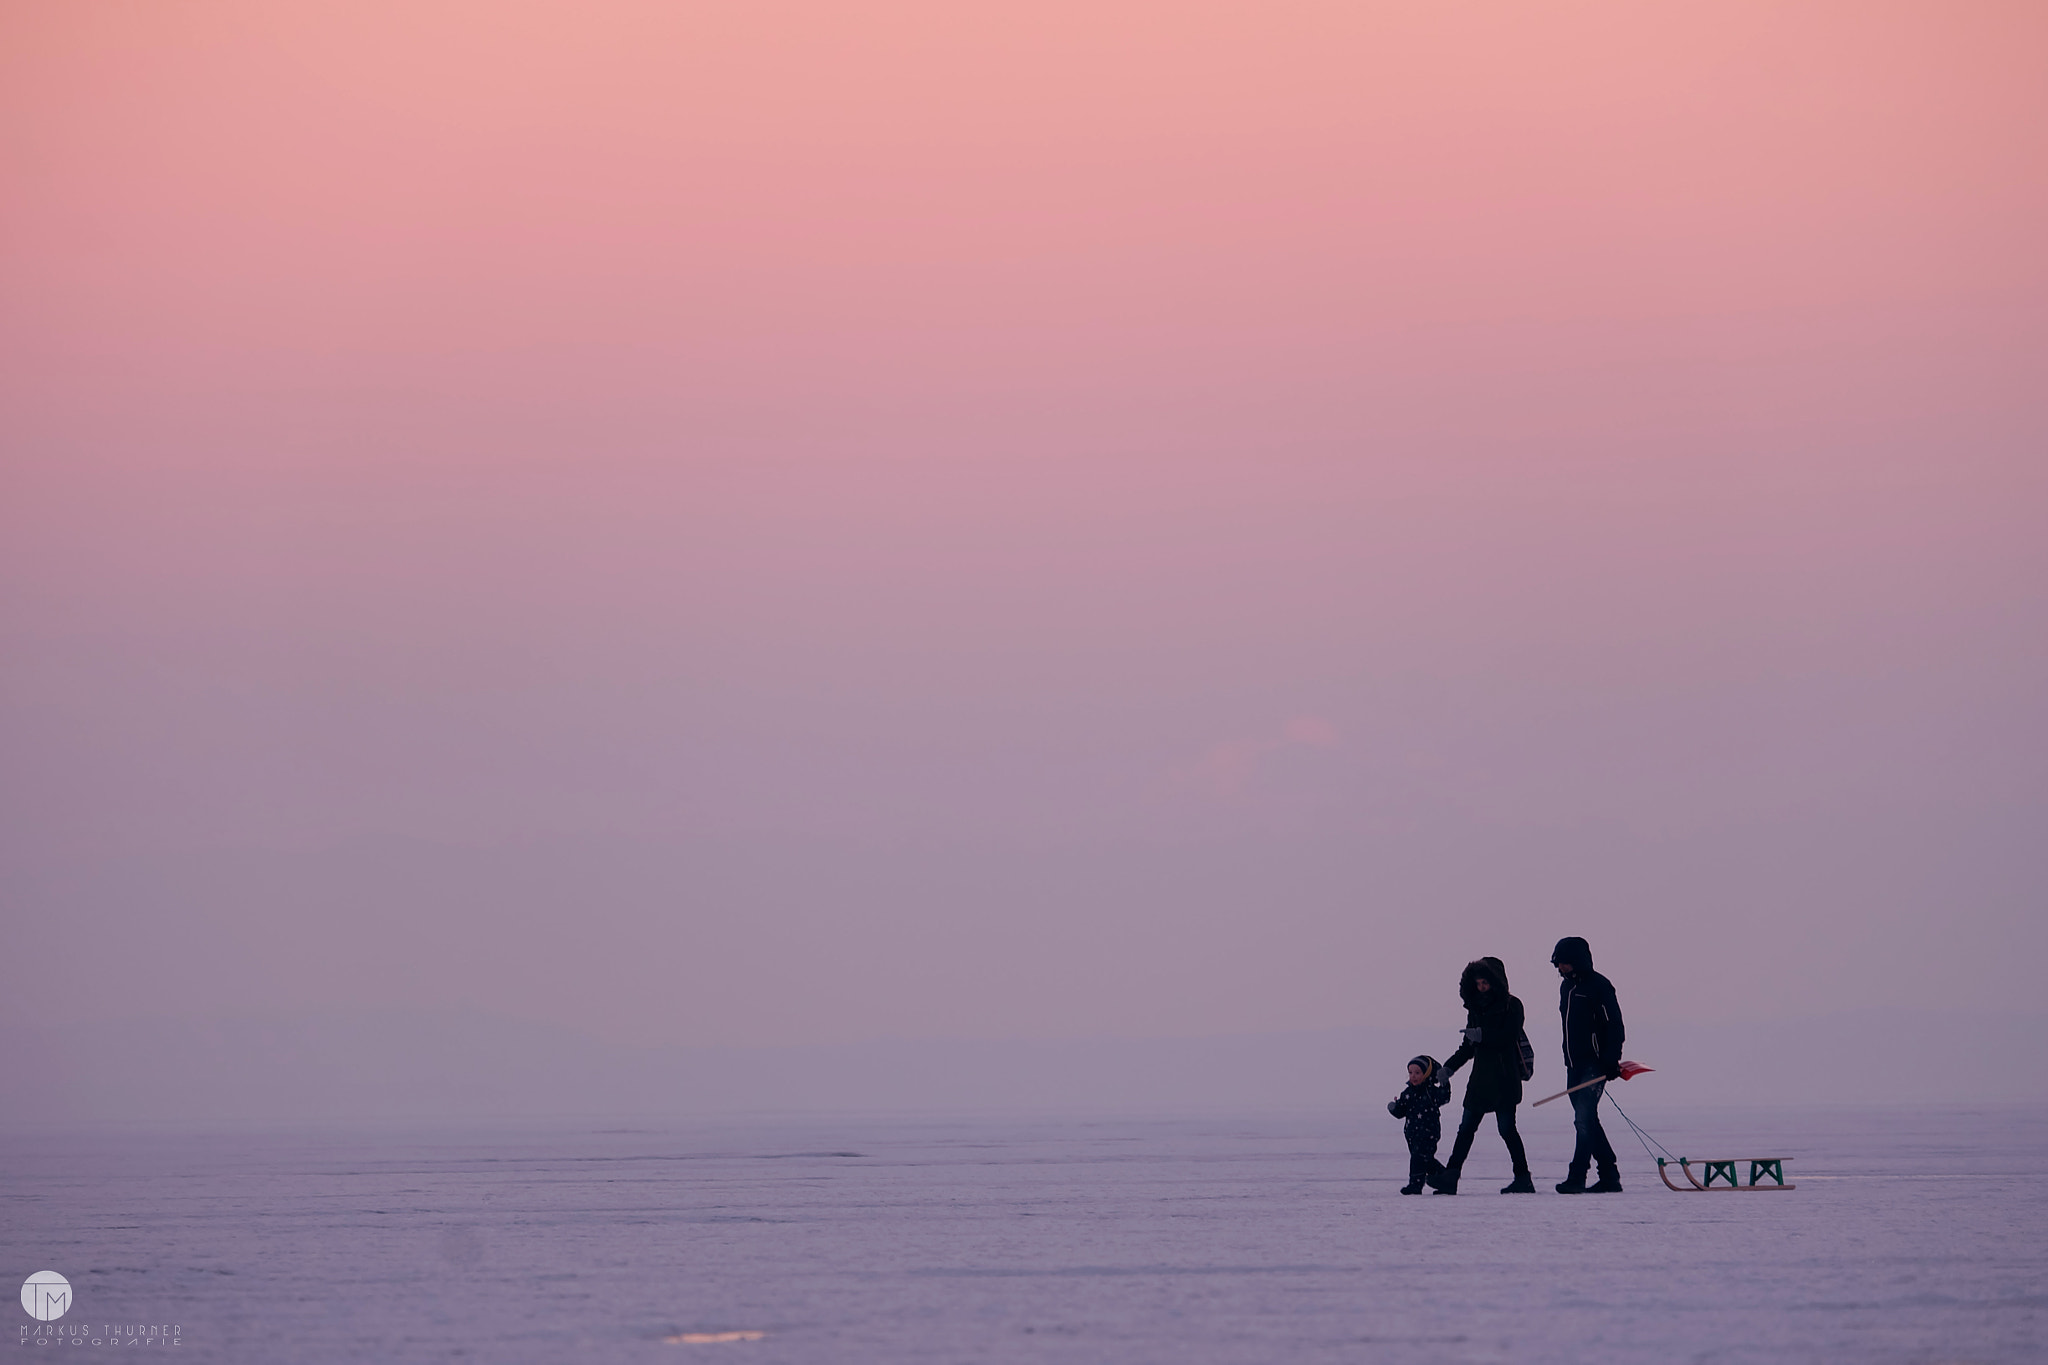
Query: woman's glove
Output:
[[1463, 1027, 1483, 1044]]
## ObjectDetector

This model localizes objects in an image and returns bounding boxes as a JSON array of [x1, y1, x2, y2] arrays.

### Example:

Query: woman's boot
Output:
[[1432, 1117, 1477, 1193], [1500, 1171, 1535, 1193]]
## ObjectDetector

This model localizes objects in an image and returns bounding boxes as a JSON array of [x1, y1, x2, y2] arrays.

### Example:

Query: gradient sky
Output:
[[3, 1, 2043, 1056]]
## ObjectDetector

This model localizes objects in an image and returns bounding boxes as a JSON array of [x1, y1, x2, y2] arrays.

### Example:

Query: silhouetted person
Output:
[[1388, 1054, 1451, 1195], [1429, 956, 1533, 1194], [1551, 936, 1624, 1193]]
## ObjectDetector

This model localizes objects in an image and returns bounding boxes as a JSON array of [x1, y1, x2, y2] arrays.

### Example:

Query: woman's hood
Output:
[[1458, 956, 1511, 1009]]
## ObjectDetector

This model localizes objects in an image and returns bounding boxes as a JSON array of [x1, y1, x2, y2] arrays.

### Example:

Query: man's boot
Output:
[[1588, 1166, 1624, 1193], [1555, 1165, 1589, 1194], [1500, 1171, 1536, 1193]]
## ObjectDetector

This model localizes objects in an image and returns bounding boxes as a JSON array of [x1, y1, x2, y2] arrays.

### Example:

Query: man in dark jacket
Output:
[[1428, 957, 1534, 1194], [1552, 936, 1624, 1193]]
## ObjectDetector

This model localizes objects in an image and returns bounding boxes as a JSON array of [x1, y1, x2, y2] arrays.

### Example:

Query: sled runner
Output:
[[1656, 1157, 1794, 1191]]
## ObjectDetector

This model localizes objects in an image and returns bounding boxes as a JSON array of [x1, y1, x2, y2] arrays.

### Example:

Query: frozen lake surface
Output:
[[6, 1103, 2044, 1363]]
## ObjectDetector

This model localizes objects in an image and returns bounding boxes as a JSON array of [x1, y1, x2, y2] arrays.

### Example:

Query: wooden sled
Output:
[[1657, 1157, 1794, 1191]]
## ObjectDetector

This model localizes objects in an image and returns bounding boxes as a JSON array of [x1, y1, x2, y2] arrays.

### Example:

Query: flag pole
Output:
[[1530, 1076, 1606, 1107], [1530, 1061, 1652, 1108]]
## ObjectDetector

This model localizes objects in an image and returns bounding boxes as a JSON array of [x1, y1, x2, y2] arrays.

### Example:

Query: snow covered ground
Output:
[[6, 1103, 2043, 1363]]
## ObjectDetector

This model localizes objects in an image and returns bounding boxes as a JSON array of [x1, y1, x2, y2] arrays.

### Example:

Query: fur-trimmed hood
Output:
[[1458, 956, 1511, 1010]]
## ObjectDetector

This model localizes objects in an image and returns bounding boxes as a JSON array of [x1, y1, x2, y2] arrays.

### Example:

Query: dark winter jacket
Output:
[[1551, 936, 1624, 1076], [1443, 957, 1525, 1112], [1388, 1054, 1452, 1152]]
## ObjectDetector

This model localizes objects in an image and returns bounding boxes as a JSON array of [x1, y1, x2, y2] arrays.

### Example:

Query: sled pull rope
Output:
[[1605, 1094, 1678, 1165]]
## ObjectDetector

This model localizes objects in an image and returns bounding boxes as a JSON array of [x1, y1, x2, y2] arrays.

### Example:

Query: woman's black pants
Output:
[[1446, 1104, 1529, 1176]]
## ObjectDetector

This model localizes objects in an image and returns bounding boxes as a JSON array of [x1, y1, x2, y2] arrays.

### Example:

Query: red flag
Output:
[[1617, 1060, 1653, 1080]]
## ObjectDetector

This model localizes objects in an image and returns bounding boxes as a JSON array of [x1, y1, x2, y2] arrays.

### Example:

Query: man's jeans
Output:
[[1567, 1064, 1619, 1174]]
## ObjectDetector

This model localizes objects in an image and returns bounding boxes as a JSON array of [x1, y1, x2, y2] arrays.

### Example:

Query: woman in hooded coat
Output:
[[1428, 956, 1534, 1193]]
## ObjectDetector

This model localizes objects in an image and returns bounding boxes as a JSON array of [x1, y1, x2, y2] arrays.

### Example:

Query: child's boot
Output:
[[1427, 1163, 1460, 1195]]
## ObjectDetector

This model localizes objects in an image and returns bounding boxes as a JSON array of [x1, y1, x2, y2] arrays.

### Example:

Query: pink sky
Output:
[[2, 2, 2043, 1057]]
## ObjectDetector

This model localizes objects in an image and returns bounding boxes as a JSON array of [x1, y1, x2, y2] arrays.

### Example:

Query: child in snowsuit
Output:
[[1388, 1054, 1452, 1194]]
